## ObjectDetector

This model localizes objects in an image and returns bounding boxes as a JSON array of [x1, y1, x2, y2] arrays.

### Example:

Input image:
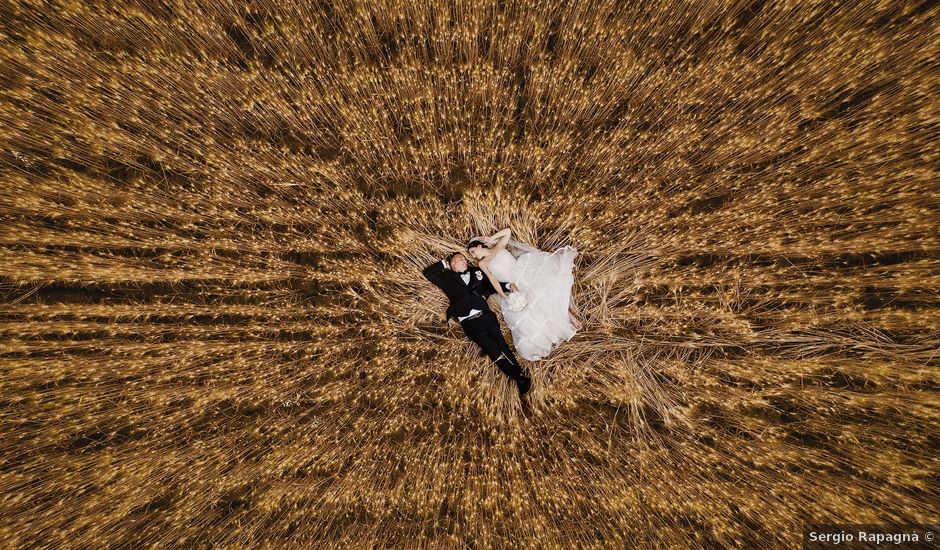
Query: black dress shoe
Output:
[[517, 377, 532, 397]]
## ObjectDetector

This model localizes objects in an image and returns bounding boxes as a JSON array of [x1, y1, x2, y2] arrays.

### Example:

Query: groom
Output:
[[423, 251, 532, 398]]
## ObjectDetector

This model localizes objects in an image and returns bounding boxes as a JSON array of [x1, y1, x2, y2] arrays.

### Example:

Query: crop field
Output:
[[1, 0, 938, 548]]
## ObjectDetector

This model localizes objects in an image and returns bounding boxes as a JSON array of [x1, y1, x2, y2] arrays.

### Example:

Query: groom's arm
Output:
[[496, 281, 519, 294], [422, 259, 450, 290], [480, 274, 513, 296]]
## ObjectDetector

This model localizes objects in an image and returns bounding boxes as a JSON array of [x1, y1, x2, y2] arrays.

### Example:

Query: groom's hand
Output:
[[509, 283, 518, 292]]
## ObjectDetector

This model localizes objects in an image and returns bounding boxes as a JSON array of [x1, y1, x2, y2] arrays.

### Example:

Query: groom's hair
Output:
[[446, 251, 465, 263], [466, 238, 488, 250]]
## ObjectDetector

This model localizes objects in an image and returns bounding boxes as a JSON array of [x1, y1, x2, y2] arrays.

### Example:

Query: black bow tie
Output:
[[455, 269, 469, 274]]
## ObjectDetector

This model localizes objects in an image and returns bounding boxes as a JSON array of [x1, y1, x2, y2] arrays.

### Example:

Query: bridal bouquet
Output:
[[505, 291, 528, 312]]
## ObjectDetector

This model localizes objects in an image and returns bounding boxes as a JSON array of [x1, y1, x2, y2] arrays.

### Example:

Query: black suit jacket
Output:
[[423, 259, 511, 322]]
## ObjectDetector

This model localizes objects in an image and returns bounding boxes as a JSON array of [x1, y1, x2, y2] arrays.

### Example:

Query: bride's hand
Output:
[[487, 228, 510, 246]]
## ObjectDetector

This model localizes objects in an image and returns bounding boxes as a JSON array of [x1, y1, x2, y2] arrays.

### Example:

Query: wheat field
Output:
[[1, 0, 938, 548]]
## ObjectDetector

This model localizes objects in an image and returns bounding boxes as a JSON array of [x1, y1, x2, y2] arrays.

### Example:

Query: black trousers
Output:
[[461, 310, 527, 384]]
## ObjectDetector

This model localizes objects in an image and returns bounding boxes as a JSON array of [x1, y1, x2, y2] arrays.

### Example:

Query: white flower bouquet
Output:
[[506, 291, 528, 312]]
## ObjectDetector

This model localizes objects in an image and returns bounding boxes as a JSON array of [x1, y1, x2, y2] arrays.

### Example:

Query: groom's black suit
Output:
[[422, 259, 530, 395]]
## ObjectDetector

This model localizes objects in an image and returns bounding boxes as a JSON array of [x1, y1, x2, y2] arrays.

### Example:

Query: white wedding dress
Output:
[[486, 245, 579, 360]]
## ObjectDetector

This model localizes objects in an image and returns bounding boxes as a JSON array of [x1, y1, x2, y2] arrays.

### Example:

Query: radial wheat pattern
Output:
[[1, 0, 938, 548]]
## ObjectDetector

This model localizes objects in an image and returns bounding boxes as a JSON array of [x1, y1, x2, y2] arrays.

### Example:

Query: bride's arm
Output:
[[487, 228, 512, 251], [478, 263, 508, 299]]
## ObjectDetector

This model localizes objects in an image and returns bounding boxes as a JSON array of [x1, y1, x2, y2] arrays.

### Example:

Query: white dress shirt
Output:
[[457, 271, 481, 321]]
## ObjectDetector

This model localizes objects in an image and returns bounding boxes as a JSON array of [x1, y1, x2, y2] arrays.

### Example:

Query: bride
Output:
[[467, 228, 582, 361]]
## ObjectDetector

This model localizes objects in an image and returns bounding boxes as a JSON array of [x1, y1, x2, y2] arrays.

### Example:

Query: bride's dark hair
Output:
[[467, 238, 489, 250]]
